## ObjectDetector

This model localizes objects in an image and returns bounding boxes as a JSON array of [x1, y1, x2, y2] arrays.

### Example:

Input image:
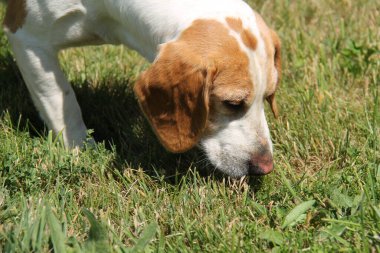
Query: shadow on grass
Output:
[[0, 51, 212, 179], [0, 52, 46, 133], [0, 50, 265, 191]]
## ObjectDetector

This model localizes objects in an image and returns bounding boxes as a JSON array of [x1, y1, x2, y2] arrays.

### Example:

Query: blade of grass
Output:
[[46, 205, 67, 253]]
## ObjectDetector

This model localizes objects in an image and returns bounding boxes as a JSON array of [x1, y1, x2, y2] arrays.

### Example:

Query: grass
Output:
[[0, 0, 379, 252]]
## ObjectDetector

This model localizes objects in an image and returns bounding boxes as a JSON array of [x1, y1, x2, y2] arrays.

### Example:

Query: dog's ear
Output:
[[134, 43, 212, 153], [266, 94, 278, 119], [268, 30, 281, 119], [271, 30, 281, 81]]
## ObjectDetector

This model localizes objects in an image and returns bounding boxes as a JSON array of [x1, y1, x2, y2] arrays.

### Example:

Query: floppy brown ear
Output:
[[134, 44, 211, 153], [269, 30, 281, 118], [271, 30, 281, 80], [266, 94, 279, 119]]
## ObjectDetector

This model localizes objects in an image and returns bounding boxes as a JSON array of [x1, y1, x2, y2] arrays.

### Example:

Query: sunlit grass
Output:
[[0, 0, 379, 252]]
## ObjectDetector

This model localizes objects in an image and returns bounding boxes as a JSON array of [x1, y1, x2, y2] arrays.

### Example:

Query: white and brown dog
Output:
[[3, 0, 281, 178]]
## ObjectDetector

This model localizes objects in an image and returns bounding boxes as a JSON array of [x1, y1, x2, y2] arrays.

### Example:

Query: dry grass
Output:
[[0, 0, 379, 252]]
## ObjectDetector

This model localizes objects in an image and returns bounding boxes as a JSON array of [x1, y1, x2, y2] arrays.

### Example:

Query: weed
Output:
[[0, 0, 379, 252]]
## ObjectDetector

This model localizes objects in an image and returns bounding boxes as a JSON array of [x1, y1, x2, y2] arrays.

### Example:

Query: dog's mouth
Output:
[[197, 150, 249, 178], [198, 141, 274, 178]]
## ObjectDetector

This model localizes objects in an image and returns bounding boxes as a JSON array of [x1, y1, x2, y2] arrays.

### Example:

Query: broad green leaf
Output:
[[258, 229, 284, 245], [46, 206, 67, 253], [282, 200, 315, 228], [331, 190, 353, 208]]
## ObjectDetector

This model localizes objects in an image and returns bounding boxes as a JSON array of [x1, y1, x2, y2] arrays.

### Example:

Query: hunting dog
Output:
[[3, 0, 281, 178]]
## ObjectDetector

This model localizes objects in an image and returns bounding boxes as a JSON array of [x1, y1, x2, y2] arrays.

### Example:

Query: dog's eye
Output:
[[222, 100, 245, 111]]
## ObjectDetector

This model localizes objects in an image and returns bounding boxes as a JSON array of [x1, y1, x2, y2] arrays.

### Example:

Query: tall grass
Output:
[[0, 0, 379, 252]]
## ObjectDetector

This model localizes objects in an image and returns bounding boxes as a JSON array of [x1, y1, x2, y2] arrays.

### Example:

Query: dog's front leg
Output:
[[6, 31, 89, 147]]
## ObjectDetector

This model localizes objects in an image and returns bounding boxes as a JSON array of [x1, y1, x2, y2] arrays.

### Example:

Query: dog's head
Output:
[[134, 15, 281, 178]]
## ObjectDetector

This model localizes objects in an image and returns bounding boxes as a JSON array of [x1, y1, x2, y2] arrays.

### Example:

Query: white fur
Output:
[[4, 0, 275, 177]]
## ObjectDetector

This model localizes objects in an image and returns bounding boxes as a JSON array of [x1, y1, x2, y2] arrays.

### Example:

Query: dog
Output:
[[3, 0, 281, 178]]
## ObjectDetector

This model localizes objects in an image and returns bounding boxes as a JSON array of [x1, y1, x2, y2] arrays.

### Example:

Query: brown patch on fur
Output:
[[226, 17, 257, 50], [241, 29, 258, 50], [135, 19, 252, 152], [255, 12, 281, 117], [226, 17, 243, 33], [3, 0, 27, 33], [134, 53, 209, 153]]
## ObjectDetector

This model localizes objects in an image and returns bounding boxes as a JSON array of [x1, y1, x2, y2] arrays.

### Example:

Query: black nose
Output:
[[248, 153, 274, 176]]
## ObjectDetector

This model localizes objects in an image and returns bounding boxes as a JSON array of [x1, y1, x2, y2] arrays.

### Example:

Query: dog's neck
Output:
[[97, 0, 192, 60], [97, 0, 252, 61]]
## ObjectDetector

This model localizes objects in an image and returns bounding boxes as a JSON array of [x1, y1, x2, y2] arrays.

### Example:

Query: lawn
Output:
[[0, 0, 379, 252]]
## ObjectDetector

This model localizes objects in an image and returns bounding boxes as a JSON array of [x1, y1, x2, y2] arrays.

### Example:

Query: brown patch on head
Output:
[[135, 19, 253, 152], [226, 17, 243, 33], [174, 20, 254, 120], [255, 12, 281, 118], [241, 29, 258, 50], [226, 17, 257, 51], [3, 0, 27, 33]]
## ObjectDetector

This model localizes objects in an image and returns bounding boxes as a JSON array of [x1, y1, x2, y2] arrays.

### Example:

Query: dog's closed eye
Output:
[[222, 99, 245, 111]]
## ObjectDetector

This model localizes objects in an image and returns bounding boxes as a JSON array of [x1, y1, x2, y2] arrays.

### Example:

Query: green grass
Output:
[[0, 0, 379, 252]]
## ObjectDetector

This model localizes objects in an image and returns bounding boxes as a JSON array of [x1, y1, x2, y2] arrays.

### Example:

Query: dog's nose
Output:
[[248, 153, 274, 175]]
